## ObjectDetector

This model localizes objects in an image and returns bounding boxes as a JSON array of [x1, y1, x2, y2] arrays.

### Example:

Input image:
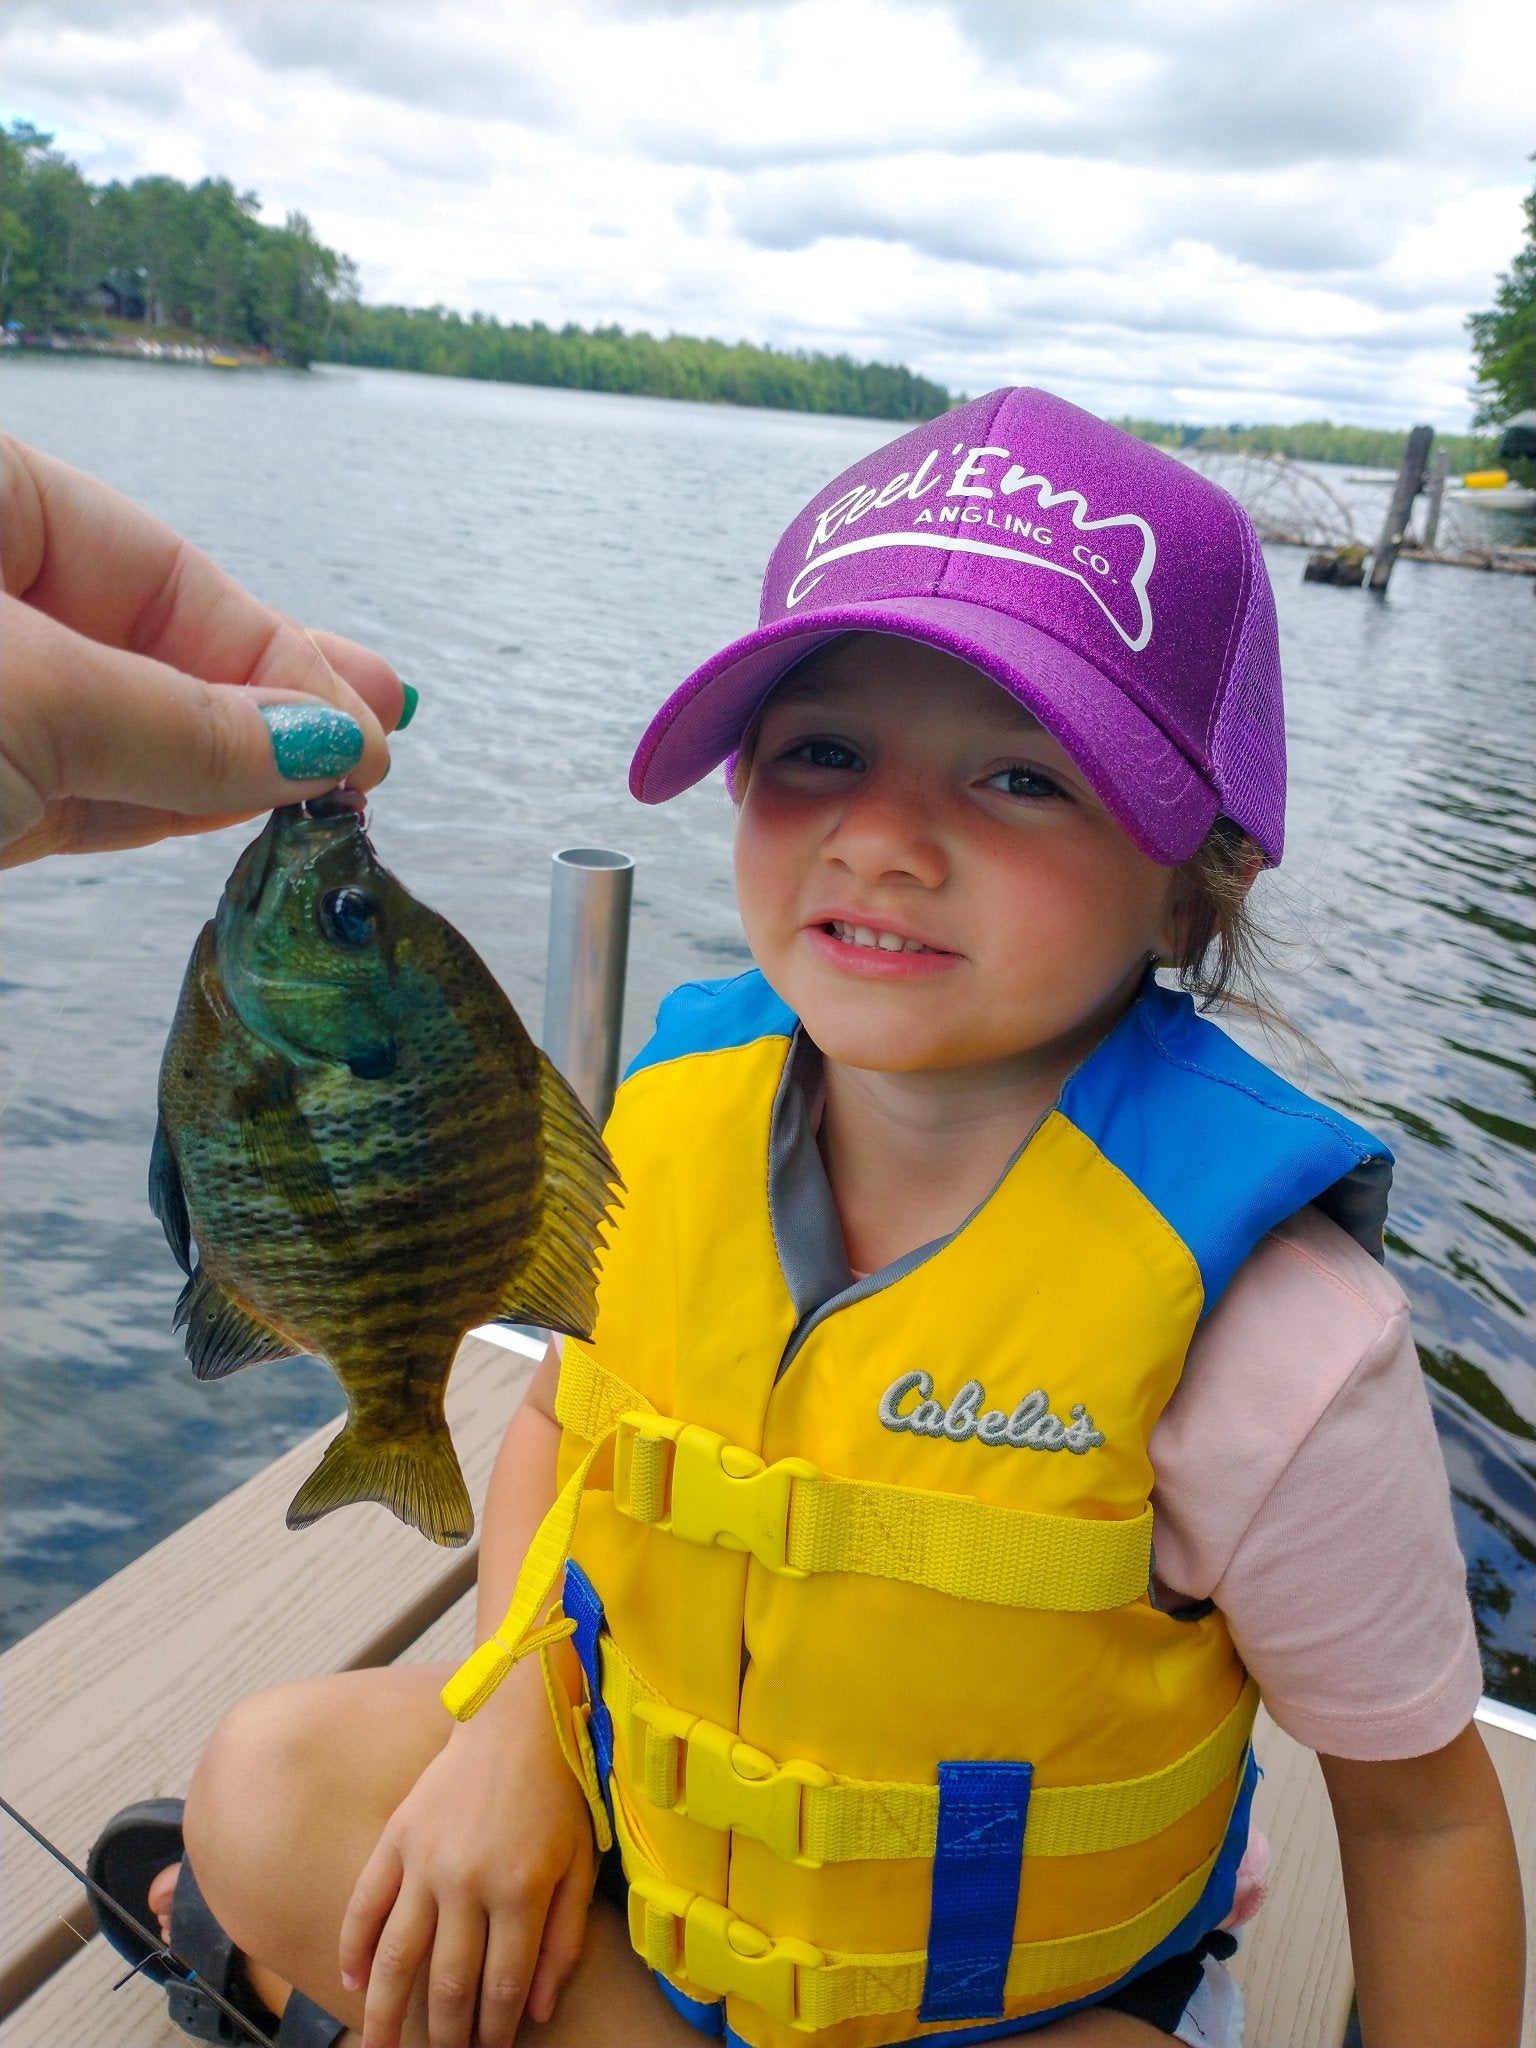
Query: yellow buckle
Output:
[[614, 1414, 816, 1576], [633, 1700, 832, 1867], [629, 1876, 823, 2029]]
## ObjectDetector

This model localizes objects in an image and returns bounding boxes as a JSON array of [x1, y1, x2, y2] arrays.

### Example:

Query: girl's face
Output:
[[733, 635, 1183, 1079]]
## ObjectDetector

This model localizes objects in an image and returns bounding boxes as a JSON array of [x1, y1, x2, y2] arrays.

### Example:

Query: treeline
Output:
[[326, 302, 954, 419], [0, 122, 350, 365], [6, 118, 1507, 453], [1114, 414, 1497, 472], [0, 121, 953, 417], [1468, 169, 1534, 479]]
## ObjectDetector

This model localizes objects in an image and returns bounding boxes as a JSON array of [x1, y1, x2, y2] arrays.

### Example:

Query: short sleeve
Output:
[[1148, 1208, 1483, 1761]]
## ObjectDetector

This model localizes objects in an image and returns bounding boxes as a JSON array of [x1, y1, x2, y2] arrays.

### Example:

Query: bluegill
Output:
[[151, 791, 620, 1546]]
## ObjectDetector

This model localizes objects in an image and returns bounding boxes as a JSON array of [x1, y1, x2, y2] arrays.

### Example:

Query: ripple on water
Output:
[[0, 362, 1532, 1710]]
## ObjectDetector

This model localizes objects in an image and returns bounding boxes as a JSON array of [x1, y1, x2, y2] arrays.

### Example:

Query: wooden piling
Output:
[[1368, 424, 1434, 591], [1420, 446, 1449, 548]]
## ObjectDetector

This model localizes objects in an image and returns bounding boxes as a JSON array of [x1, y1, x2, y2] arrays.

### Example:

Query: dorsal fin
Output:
[[495, 1053, 622, 1338]]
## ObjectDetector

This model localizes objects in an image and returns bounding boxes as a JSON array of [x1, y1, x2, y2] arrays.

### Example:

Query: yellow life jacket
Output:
[[448, 973, 1391, 2048]]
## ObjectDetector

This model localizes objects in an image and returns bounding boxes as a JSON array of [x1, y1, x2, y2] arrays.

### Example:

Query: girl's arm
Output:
[[339, 1346, 596, 2048], [1321, 1721, 1524, 2047]]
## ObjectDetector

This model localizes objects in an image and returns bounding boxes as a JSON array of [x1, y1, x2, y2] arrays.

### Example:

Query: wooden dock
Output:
[[1, 1329, 1531, 2046]]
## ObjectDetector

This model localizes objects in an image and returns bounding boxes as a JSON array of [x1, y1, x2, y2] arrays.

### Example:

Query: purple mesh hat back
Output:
[[631, 388, 1285, 865]]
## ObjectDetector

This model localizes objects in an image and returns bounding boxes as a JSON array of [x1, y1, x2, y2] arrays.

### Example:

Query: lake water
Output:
[[2, 358, 1532, 1710]]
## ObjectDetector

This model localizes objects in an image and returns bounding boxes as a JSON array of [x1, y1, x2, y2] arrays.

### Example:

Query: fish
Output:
[[150, 789, 620, 1547]]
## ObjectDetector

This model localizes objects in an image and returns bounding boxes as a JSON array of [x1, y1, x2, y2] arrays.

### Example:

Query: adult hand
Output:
[[338, 1655, 596, 2048], [0, 435, 412, 869]]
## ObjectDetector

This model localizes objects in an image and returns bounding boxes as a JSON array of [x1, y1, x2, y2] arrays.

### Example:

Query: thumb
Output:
[[1, 597, 391, 860]]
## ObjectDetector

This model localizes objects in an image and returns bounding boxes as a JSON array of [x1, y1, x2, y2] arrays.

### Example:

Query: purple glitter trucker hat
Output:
[[629, 387, 1286, 865]]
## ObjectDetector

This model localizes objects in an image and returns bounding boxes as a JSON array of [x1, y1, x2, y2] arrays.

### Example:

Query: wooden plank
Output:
[[0, 1936, 184, 2048], [1228, 1709, 1353, 2048], [403, 1585, 479, 1669], [0, 1594, 488, 2048], [0, 1333, 533, 2018]]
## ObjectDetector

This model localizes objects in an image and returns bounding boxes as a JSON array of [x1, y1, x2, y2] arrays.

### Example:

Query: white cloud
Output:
[[1, 0, 1531, 426]]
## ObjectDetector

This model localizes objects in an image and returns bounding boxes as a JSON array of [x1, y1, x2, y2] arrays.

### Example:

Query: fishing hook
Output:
[[0, 1791, 276, 2047]]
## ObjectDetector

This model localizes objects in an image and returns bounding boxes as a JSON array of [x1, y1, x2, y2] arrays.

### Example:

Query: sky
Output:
[[4, 0, 1533, 428]]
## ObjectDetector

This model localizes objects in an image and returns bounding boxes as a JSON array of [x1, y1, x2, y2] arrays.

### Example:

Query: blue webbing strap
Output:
[[919, 1760, 1033, 2024], [561, 1561, 616, 1819]]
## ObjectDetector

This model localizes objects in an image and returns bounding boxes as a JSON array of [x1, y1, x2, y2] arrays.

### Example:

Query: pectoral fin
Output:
[[149, 1117, 193, 1275], [495, 1053, 622, 1338], [174, 1264, 298, 1380]]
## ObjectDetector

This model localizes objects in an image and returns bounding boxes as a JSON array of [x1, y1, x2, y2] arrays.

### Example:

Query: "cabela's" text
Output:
[[877, 1369, 1106, 1454]]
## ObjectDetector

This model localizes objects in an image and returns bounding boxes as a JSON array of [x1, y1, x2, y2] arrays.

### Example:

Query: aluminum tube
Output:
[[541, 847, 635, 1130]]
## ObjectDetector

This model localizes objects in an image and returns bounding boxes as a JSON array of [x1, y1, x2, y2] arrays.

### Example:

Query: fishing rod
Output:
[[0, 1792, 276, 2047]]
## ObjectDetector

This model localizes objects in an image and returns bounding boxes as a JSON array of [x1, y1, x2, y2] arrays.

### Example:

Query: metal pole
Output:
[[541, 847, 634, 1130]]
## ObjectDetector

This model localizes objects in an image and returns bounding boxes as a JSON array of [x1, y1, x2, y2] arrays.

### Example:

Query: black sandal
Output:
[[87, 1799, 346, 2046]]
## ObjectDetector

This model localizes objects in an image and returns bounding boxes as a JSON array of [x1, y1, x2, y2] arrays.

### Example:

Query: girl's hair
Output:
[[1169, 816, 1283, 1027]]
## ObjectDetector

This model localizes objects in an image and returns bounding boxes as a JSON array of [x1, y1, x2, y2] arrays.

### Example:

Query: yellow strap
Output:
[[440, 1457, 593, 1719], [556, 1339, 656, 1441], [602, 1630, 1256, 1865], [442, 1350, 655, 1720], [617, 1802, 1223, 2028], [569, 1346, 1153, 1613], [446, 1339, 1150, 1721], [785, 1466, 1152, 1611], [540, 1644, 615, 1855]]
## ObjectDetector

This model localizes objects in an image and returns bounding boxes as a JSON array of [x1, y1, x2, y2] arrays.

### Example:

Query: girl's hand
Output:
[[338, 1655, 596, 2048], [0, 435, 409, 868]]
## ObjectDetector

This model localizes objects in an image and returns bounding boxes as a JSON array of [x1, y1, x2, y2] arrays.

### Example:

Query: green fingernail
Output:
[[396, 683, 419, 731], [259, 703, 364, 781]]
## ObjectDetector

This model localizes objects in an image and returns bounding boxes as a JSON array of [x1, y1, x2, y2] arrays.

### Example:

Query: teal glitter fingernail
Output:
[[259, 703, 364, 780], [396, 683, 419, 731]]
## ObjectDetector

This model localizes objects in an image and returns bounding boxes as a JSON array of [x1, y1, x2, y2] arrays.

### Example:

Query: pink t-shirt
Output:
[[1146, 1203, 1482, 1761], [849, 1201, 1481, 1763]]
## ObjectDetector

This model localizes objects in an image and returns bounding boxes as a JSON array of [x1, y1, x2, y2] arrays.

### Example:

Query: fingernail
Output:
[[340, 1971, 361, 1992], [259, 703, 365, 781], [395, 683, 419, 732]]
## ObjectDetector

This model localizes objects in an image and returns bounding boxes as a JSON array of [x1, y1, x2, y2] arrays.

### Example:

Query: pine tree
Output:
[[1467, 166, 1536, 455]]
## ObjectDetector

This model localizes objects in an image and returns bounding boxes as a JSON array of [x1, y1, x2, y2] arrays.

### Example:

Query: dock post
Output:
[[1420, 446, 1448, 548], [1368, 425, 1434, 591], [542, 846, 635, 1129]]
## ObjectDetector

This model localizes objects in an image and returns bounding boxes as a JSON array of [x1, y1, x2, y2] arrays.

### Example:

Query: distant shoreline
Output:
[[4, 328, 272, 369], [6, 327, 1498, 469]]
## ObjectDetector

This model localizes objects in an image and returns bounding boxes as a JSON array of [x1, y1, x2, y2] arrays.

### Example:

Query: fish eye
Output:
[[317, 887, 380, 949]]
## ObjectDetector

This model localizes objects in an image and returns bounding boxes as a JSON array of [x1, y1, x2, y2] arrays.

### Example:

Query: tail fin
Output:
[[286, 1420, 473, 1548]]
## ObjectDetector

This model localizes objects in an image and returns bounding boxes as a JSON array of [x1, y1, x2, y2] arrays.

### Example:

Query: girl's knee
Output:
[[184, 1679, 340, 1897]]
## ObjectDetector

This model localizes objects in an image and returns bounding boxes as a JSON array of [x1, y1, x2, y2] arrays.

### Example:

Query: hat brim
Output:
[[630, 596, 1220, 866]]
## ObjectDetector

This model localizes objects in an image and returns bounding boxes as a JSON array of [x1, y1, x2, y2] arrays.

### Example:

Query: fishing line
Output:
[[0, 1793, 276, 2047]]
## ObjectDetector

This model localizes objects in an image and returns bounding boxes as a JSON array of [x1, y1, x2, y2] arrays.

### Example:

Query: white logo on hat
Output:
[[785, 444, 1157, 652]]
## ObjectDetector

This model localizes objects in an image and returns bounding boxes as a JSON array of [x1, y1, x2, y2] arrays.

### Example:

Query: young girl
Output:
[[99, 389, 1522, 2048]]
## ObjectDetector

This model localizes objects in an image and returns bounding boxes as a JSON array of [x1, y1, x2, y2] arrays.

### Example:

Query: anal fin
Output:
[[495, 1053, 622, 1339], [175, 1264, 298, 1381]]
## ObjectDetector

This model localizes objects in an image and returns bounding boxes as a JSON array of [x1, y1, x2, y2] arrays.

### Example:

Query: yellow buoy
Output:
[[1461, 468, 1509, 489]]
